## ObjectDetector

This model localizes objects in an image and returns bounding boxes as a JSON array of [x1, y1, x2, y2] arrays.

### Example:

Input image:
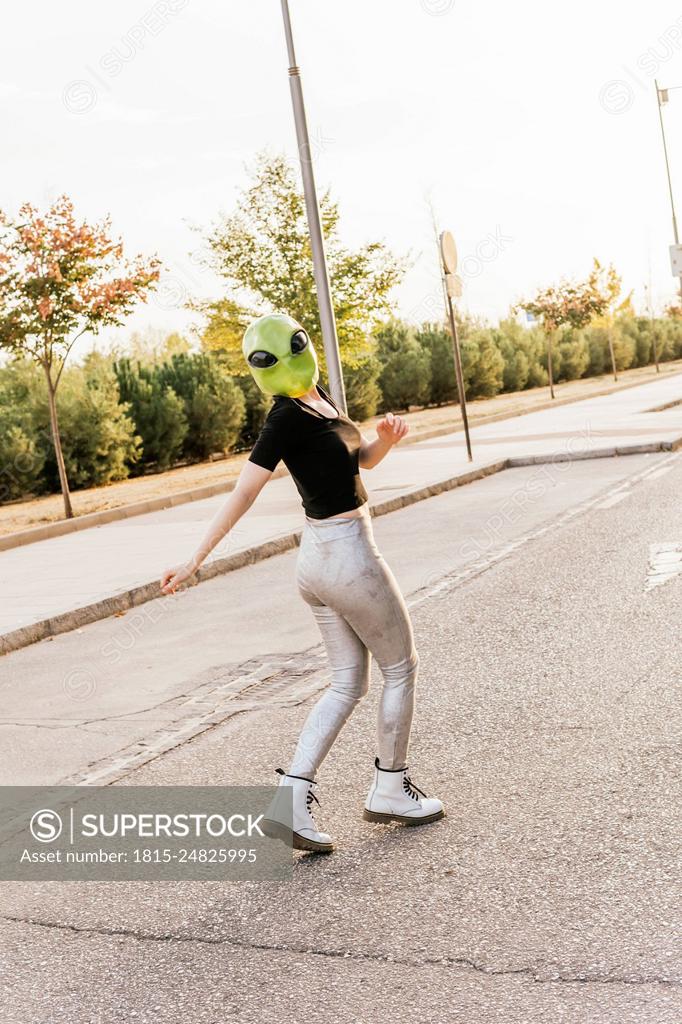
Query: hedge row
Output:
[[1, 313, 681, 503]]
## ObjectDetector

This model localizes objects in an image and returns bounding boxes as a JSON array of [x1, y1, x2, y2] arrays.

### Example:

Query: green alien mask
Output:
[[242, 313, 319, 398]]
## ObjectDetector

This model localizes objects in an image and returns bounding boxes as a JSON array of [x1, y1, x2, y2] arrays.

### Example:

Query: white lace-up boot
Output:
[[363, 757, 445, 825], [262, 768, 334, 853]]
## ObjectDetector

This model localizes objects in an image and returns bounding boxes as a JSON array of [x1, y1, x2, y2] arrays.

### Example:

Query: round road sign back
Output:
[[439, 231, 458, 274]]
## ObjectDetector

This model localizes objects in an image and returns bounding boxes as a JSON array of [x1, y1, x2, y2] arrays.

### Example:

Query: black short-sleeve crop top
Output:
[[247, 384, 368, 520]]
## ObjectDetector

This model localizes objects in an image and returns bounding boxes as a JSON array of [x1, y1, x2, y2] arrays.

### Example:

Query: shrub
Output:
[[621, 316, 650, 367], [114, 357, 188, 473], [556, 327, 590, 381], [461, 329, 505, 398], [341, 356, 382, 421], [233, 373, 272, 448], [37, 359, 140, 490], [0, 421, 44, 501], [0, 360, 48, 499], [374, 321, 431, 411], [493, 319, 531, 392], [611, 324, 636, 372], [522, 328, 551, 389], [415, 324, 457, 406], [156, 353, 246, 460], [583, 325, 610, 376], [665, 316, 682, 359]]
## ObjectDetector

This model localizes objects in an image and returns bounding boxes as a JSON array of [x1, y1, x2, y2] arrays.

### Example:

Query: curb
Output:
[[3, 364, 681, 552], [0, 426, 494, 552], [0, 459, 508, 656], [0, 466, 290, 553], [506, 437, 682, 467], [3, 437, 680, 657]]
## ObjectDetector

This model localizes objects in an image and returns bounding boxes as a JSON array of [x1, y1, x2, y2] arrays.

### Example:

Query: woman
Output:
[[160, 313, 445, 853]]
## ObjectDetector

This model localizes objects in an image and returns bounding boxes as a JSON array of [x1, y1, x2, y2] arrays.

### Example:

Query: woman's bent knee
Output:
[[381, 647, 419, 689], [329, 660, 371, 703]]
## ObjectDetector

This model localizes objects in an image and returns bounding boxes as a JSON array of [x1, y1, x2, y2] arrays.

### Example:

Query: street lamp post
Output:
[[280, 0, 347, 412], [643, 280, 659, 372], [655, 79, 682, 302], [645, 278, 660, 373]]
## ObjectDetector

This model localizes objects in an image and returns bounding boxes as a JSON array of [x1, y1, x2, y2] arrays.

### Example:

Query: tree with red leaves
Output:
[[516, 260, 609, 399], [0, 195, 161, 517]]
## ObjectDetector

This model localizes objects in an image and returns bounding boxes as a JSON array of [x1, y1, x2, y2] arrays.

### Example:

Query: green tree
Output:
[[201, 153, 405, 373], [556, 327, 590, 381], [374, 321, 431, 411], [416, 323, 457, 405], [0, 422, 42, 501], [461, 329, 505, 398], [197, 297, 258, 373], [590, 260, 633, 380], [232, 372, 272, 448], [492, 318, 531, 392], [663, 307, 682, 358], [0, 359, 45, 501], [156, 353, 245, 460], [623, 316, 653, 368], [517, 262, 609, 398], [611, 323, 636, 371], [33, 357, 141, 490], [342, 356, 382, 420], [583, 325, 610, 376], [114, 357, 188, 472], [0, 195, 160, 517], [162, 332, 192, 358]]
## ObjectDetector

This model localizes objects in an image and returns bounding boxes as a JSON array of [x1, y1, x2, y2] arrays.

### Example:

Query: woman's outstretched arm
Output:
[[359, 412, 409, 470], [160, 461, 273, 595]]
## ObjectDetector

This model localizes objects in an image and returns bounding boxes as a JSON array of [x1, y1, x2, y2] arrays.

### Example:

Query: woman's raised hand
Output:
[[376, 412, 409, 446]]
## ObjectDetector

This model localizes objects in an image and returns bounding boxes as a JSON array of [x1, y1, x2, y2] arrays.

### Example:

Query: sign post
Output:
[[438, 230, 472, 462], [656, 80, 682, 302]]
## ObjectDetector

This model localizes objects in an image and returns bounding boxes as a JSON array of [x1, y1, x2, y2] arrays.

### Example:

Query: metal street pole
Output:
[[546, 329, 556, 400], [280, 0, 347, 412], [655, 79, 682, 302], [444, 292, 473, 461], [646, 277, 660, 372], [438, 230, 472, 462], [607, 327, 618, 382]]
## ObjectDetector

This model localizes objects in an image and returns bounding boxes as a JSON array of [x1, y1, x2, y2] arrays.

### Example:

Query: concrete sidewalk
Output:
[[2, 371, 682, 653]]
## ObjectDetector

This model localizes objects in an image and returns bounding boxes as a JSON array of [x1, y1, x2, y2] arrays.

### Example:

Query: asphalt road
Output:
[[1, 451, 681, 1023], [0, 452, 670, 787]]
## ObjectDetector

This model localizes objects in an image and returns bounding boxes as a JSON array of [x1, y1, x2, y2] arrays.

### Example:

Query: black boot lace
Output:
[[306, 787, 321, 817], [403, 773, 427, 802], [274, 769, 321, 819]]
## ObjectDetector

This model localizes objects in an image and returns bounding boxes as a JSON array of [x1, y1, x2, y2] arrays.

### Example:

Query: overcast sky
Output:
[[5, 1, 682, 354]]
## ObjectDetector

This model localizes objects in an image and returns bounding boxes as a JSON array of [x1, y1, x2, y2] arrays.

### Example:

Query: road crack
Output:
[[2, 915, 678, 987]]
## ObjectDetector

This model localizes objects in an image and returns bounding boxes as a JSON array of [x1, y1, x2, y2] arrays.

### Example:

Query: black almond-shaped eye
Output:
[[290, 330, 309, 354], [248, 350, 278, 369]]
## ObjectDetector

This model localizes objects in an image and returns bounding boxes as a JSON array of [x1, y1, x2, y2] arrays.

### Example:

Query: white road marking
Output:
[[595, 492, 629, 510], [646, 543, 682, 592], [413, 452, 681, 607], [646, 464, 676, 481]]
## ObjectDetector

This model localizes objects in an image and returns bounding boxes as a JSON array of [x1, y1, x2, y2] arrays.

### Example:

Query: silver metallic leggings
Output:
[[290, 505, 419, 778]]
